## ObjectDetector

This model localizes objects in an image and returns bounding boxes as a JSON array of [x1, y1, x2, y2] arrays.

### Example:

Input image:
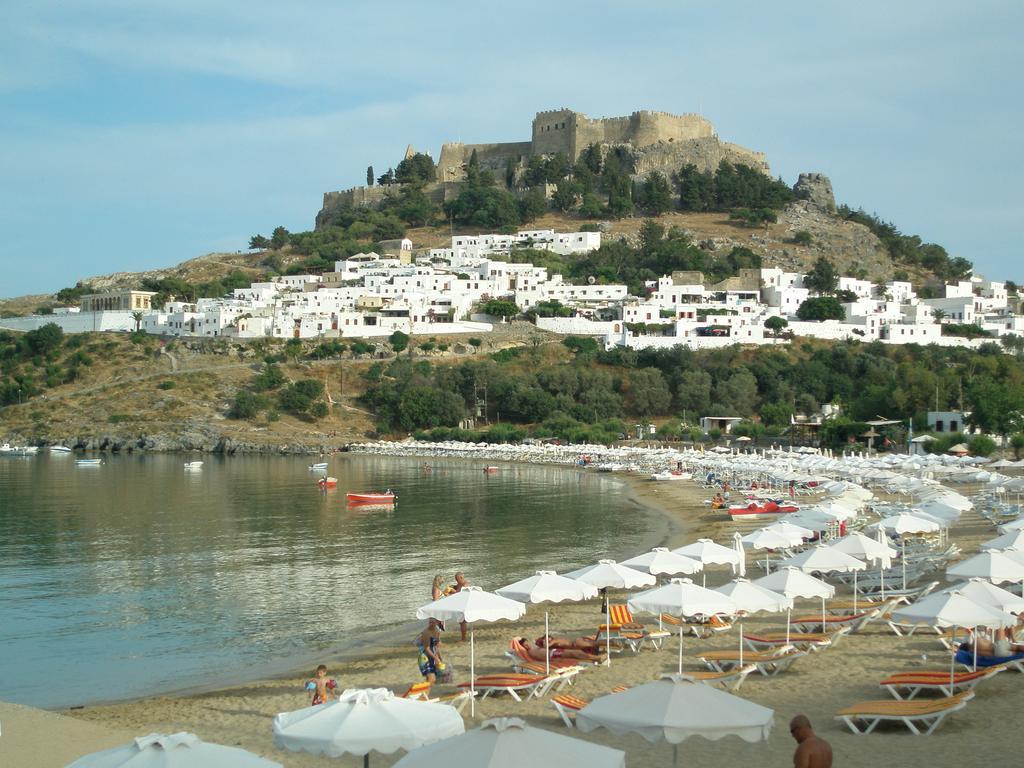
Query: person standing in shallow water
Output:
[[790, 714, 832, 768], [448, 572, 469, 640]]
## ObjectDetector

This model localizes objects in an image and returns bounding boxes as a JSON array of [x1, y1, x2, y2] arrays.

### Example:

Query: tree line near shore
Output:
[[4, 324, 1024, 459], [353, 336, 1024, 454]]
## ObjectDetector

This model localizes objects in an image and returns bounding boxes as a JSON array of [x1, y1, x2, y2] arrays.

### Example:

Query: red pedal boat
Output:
[[346, 491, 397, 504], [727, 499, 799, 520]]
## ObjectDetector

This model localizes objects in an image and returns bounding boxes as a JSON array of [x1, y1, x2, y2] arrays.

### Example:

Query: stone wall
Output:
[[630, 136, 770, 178], [436, 141, 532, 183]]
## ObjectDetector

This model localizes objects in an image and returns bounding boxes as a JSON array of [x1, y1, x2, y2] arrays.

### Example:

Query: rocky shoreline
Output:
[[1, 430, 347, 455]]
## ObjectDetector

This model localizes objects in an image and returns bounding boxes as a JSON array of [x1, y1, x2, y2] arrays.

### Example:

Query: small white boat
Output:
[[650, 470, 691, 481], [76, 458, 102, 466], [5, 445, 39, 456], [309, 462, 329, 471], [184, 461, 204, 469], [0, 443, 10, 454], [49, 445, 73, 453]]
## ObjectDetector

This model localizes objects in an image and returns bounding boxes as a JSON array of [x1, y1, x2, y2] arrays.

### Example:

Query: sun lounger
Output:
[[679, 665, 757, 691], [455, 674, 556, 702], [507, 638, 596, 671], [695, 647, 806, 676], [659, 612, 733, 639], [835, 690, 975, 734], [599, 605, 672, 650], [879, 666, 1006, 699], [790, 610, 876, 634], [743, 627, 850, 652], [506, 660, 583, 689], [551, 686, 631, 727], [399, 682, 475, 712], [953, 646, 1024, 672]]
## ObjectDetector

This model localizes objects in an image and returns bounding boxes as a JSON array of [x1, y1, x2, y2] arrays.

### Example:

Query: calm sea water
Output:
[[0, 453, 666, 708]]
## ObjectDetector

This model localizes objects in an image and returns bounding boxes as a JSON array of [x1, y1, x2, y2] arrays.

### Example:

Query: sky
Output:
[[1, 0, 1021, 298]]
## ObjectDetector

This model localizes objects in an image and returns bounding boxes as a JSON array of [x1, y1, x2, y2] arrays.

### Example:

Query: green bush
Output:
[[157, 380, 176, 390], [968, 434, 997, 457], [229, 391, 263, 419], [389, 331, 410, 353]]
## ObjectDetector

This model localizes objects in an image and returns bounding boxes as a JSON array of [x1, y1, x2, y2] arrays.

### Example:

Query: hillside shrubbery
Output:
[[356, 338, 1024, 447]]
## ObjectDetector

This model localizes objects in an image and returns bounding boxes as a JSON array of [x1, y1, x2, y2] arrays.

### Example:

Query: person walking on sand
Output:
[[790, 714, 832, 768], [305, 664, 338, 706], [417, 618, 446, 683]]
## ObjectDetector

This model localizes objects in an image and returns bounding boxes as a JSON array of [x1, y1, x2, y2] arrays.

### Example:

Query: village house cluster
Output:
[[2, 229, 1021, 352]]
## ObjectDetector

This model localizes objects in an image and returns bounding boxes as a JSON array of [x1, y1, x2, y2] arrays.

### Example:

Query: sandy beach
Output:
[[4, 471, 1019, 767]]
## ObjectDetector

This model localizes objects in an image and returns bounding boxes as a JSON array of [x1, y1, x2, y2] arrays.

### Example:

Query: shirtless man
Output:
[[517, 637, 605, 663], [790, 714, 832, 768], [535, 634, 603, 653]]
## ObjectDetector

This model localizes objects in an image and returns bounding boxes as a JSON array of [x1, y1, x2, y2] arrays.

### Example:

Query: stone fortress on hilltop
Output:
[[316, 108, 771, 228]]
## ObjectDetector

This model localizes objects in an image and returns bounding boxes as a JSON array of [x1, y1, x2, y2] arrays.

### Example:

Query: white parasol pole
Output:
[[606, 591, 611, 666], [678, 624, 684, 675], [950, 624, 956, 688], [470, 629, 476, 717], [545, 610, 550, 677], [786, 607, 792, 644], [853, 571, 858, 613], [902, 538, 907, 590], [821, 596, 826, 634]]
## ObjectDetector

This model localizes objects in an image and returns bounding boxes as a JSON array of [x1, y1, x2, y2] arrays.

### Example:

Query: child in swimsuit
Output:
[[305, 664, 337, 705]]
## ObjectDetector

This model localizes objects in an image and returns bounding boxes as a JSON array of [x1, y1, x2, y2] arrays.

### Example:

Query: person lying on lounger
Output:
[[535, 634, 603, 653], [515, 637, 605, 662]]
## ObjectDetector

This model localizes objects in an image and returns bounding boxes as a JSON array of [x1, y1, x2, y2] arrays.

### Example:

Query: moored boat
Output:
[[650, 470, 691, 481], [727, 499, 799, 520], [76, 458, 103, 466], [483, 466, 499, 474], [184, 461, 204, 469], [346, 491, 396, 503], [309, 462, 329, 471], [318, 476, 338, 488], [49, 445, 72, 453]]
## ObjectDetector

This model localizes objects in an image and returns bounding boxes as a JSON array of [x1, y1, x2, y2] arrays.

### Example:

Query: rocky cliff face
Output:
[[793, 173, 836, 212]]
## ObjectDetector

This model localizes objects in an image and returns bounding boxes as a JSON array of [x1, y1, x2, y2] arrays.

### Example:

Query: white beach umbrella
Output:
[[998, 517, 1024, 534], [671, 538, 741, 584], [629, 578, 737, 674], [752, 567, 834, 643], [892, 592, 1016, 674], [563, 559, 656, 664], [67, 733, 282, 768], [981, 529, 1024, 552], [740, 528, 799, 575], [496, 570, 598, 675], [872, 513, 942, 589], [714, 579, 792, 663], [946, 551, 1024, 587], [392, 717, 625, 768], [827, 532, 897, 603], [416, 587, 526, 715], [781, 545, 867, 614], [273, 688, 464, 766], [939, 579, 1024, 615], [576, 674, 773, 766], [621, 548, 703, 578]]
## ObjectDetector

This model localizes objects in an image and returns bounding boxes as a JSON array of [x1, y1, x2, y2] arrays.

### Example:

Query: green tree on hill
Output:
[[366, 166, 374, 186], [796, 296, 845, 321], [639, 171, 673, 215], [395, 153, 436, 184], [804, 256, 840, 295], [270, 226, 290, 250]]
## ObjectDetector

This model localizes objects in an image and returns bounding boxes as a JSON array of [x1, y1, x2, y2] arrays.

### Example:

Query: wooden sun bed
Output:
[[879, 666, 1006, 699], [455, 673, 556, 702], [695, 647, 806, 676], [743, 626, 850, 652], [835, 690, 974, 735]]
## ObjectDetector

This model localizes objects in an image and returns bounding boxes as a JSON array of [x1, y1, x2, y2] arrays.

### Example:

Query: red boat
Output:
[[317, 476, 338, 488], [346, 492, 397, 504], [727, 500, 799, 520], [483, 466, 499, 474]]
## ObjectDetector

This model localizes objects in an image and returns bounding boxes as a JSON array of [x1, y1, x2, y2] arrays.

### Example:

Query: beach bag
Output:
[[436, 661, 454, 683]]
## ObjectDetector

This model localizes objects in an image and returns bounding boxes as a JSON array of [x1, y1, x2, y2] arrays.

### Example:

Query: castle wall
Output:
[[531, 109, 717, 161], [437, 141, 532, 182]]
